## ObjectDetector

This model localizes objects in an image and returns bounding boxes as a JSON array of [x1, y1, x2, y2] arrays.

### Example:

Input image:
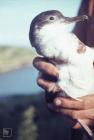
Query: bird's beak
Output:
[[62, 15, 88, 24]]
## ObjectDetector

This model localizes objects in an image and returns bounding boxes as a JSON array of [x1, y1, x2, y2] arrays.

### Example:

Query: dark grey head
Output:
[[29, 10, 88, 47]]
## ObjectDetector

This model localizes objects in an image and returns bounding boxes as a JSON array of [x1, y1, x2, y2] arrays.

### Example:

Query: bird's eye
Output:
[[49, 16, 54, 20]]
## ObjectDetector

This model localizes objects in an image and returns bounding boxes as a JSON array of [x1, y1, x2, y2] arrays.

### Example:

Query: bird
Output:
[[29, 10, 94, 138]]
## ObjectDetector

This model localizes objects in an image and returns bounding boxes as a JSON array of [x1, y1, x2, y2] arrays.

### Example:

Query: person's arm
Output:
[[33, 56, 94, 129]]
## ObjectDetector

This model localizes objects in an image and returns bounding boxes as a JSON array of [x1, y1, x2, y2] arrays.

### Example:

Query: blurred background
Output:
[[0, 0, 82, 95], [0, 0, 93, 140]]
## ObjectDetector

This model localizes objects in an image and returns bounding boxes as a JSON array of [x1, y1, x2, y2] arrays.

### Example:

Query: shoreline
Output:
[[0, 62, 33, 75], [0, 46, 37, 75]]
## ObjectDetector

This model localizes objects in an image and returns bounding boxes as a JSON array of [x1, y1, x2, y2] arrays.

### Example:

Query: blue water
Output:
[[0, 66, 43, 96]]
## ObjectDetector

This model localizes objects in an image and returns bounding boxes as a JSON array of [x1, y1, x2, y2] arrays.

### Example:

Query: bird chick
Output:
[[29, 10, 94, 138], [29, 10, 94, 99]]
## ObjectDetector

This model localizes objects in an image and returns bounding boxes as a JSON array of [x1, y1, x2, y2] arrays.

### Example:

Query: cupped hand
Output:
[[33, 56, 60, 92], [33, 57, 94, 129], [54, 95, 94, 128]]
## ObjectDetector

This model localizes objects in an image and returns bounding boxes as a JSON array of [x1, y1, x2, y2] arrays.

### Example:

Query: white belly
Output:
[[57, 52, 94, 98]]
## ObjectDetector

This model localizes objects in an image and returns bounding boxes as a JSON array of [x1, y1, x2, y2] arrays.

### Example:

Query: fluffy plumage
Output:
[[29, 10, 94, 138], [29, 10, 94, 98]]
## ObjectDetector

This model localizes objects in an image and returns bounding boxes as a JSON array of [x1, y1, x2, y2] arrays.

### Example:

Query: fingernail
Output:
[[55, 99, 61, 106]]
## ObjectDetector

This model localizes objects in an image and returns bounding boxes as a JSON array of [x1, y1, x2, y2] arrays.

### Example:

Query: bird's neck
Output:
[[35, 23, 80, 61], [38, 23, 67, 38]]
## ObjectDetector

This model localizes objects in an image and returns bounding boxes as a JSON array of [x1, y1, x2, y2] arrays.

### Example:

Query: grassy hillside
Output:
[[0, 47, 37, 73]]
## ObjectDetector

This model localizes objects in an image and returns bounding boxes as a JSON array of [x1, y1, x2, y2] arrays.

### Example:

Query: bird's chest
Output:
[[57, 55, 94, 98], [36, 30, 76, 59], [38, 31, 73, 47]]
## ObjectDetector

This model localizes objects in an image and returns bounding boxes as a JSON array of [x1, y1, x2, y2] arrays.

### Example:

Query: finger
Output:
[[79, 95, 94, 109], [37, 77, 61, 93], [47, 104, 94, 129], [37, 77, 55, 91], [54, 97, 85, 110], [48, 104, 94, 129], [73, 119, 94, 129], [38, 72, 58, 82], [33, 57, 59, 78], [60, 109, 94, 120]]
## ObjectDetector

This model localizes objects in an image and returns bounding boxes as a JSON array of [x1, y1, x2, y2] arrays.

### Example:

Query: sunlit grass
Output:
[[0, 46, 37, 73]]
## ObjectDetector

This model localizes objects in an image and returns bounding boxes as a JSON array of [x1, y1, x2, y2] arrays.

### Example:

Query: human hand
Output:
[[33, 57, 75, 127], [33, 57, 94, 129], [33, 56, 60, 92], [54, 95, 94, 129]]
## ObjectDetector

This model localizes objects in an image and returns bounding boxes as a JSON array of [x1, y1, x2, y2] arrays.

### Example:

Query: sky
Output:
[[0, 0, 82, 48]]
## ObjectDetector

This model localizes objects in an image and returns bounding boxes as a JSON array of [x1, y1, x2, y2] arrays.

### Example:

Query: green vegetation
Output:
[[18, 106, 38, 140], [0, 46, 37, 73], [0, 93, 71, 140]]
